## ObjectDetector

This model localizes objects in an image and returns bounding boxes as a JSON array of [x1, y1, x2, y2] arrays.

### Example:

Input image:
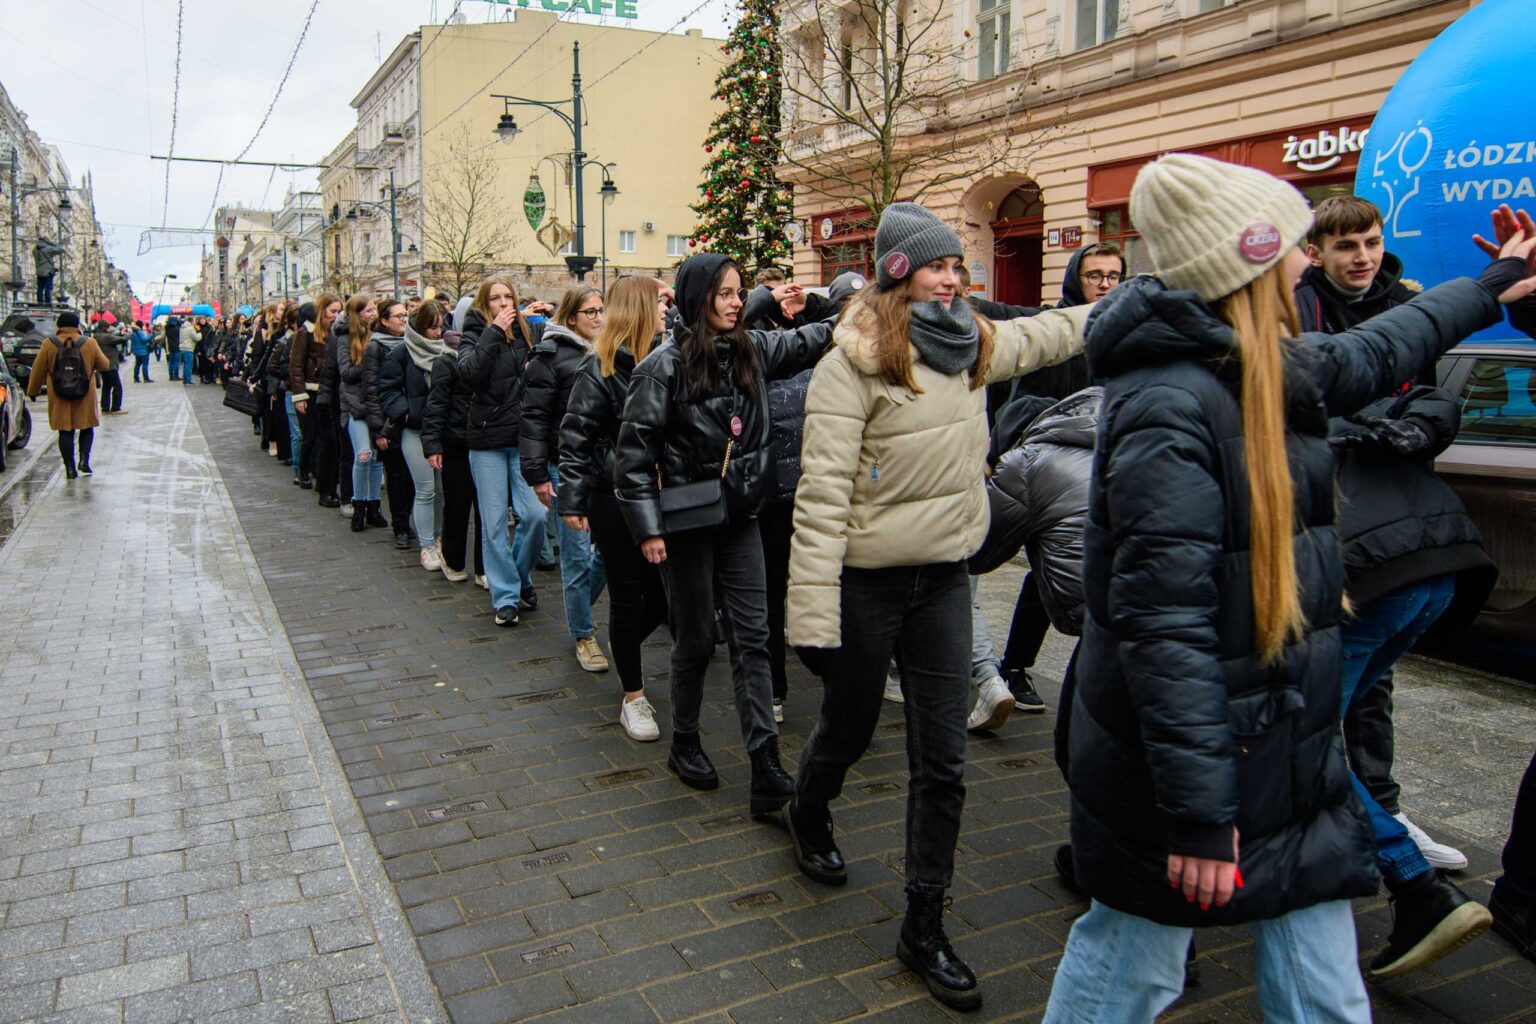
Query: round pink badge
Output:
[[882, 251, 911, 280], [730, 415, 743, 437], [1238, 222, 1282, 264]]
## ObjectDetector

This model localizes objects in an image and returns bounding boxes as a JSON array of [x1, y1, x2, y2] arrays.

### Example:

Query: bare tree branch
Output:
[[422, 127, 516, 299]]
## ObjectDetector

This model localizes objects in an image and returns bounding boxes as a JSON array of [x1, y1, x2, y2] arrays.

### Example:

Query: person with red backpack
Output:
[[25, 311, 110, 479]]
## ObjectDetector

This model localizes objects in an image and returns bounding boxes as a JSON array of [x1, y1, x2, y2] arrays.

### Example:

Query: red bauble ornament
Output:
[[705, 144, 713, 152], [688, 238, 698, 247], [750, 135, 761, 143]]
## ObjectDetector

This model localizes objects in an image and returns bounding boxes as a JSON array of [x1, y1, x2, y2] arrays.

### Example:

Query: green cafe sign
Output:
[[486, 0, 640, 17]]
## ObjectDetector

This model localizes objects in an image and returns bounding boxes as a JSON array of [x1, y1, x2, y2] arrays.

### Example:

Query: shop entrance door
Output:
[[990, 183, 1046, 307]]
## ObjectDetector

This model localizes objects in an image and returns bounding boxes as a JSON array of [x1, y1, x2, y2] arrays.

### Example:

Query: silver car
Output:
[[0, 347, 33, 473]]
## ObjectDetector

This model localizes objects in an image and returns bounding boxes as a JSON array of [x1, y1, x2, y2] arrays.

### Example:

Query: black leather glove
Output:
[[793, 646, 838, 679], [1329, 415, 1432, 457]]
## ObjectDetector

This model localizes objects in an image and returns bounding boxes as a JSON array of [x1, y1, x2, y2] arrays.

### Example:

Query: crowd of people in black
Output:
[[175, 160, 1536, 1016]]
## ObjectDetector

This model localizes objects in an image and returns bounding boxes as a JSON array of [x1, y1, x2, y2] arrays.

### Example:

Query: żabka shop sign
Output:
[[485, 0, 640, 16], [1282, 125, 1372, 173]]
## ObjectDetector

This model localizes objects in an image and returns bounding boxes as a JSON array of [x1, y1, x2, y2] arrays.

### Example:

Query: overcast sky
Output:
[[2, 0, 732, 304]]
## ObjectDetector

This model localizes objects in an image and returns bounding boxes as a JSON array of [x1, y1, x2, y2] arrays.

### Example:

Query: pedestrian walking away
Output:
[[26, 311, 110, 479], [129, 320, 153, 382], [1040, 152, 1536, 1024], [93, 318, 126, 414]]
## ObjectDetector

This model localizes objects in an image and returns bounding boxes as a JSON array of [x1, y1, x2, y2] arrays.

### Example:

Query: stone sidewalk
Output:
[[181, 383, 1536, 1024], [0, 381, 442, 1023]]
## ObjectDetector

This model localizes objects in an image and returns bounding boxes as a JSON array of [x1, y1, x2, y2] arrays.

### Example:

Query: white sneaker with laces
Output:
[[620, 696, 660, 742], [441, 562, 469, 583], [474, 574, 489, 590], [420, 544, 443, 572], [1394, 813, 1468, 870], [575, 636, 610, 673], [967, 676, 1014, 734], [883, 670, 904, 704], [772, 698, 784, 724]]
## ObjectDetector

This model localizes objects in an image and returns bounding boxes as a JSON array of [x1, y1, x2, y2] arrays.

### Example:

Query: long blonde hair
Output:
[[1217, 263, 1305, 663], [595, 276, 659, 378], [472, 275, 532, 345], [840, 281, 994, 393]]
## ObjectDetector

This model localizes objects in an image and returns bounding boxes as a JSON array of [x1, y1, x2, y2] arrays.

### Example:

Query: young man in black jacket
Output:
[[1299, 196, 1469, 877]]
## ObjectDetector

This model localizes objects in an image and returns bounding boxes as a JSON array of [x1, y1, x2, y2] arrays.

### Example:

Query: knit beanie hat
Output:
[[1130, 153, 1313, 302], [875, 202, 964, 290]]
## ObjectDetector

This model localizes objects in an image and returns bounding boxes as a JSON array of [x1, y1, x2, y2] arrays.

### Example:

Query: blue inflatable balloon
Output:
[[1355, 0, 1535, 344]]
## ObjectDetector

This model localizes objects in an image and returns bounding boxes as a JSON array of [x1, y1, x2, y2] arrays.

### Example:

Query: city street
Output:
[[1, 376, 1532, 1023]]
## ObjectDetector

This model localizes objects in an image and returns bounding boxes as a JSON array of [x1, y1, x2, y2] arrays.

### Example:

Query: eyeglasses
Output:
[[384, 312, 408, 321], [577, 307, 605, 320], [1082, 271, 1123, 286]]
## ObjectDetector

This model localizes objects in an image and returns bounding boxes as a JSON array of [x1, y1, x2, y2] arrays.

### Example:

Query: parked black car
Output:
[[1, 304, 63, 389]]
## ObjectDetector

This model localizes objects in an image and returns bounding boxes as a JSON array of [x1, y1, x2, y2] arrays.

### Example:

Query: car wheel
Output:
[[7, 404, 29, 450]]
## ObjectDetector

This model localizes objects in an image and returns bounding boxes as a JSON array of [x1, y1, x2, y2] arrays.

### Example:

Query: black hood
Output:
[[1296, 251, 1414, 340], [1060, 247, 1128, 308], [1084, 275, 1234, 379], [1022, 387, 1103, 450], [674, 253, 734, 337], [296, 302, 317, 331]]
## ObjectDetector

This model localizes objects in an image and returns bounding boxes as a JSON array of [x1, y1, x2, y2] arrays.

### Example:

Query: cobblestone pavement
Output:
[[0, 382, 442, 1024], [5, 375, 1532, 1023]]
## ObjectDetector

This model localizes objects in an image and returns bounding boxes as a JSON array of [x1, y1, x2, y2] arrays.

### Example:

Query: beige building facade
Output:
[[779, 0, 1472, 306], [325, 11, 723, 303]]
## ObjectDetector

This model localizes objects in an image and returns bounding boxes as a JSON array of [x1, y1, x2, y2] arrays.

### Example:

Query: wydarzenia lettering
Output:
[[1282, 126, 1371, 173], [488, 0, 640, 16]]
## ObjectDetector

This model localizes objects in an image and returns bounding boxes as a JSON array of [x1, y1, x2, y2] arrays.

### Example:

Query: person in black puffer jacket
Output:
[[455, 276, 547, 623], [1042, 153, 1536, 1023], [364, 298, 415, 547], [337, 295, 386, 531], [267, 304, 296, 468], [521, 283, 611, 673], [382, 300, 447, 570], [614, 252, 832, 818], [421, 307, 485, 585], [559, 276, 671, 742], [310, 306, 347, 509]]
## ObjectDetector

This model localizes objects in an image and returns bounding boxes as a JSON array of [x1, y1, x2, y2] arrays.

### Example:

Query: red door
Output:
[[992, 228, 1043, 307]]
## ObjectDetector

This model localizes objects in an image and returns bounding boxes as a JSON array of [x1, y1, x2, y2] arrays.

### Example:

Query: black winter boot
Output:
[[748, 737, 795, 818], [351, 501, 368, 533], [1370, 870, 1492, 979], [898, 890, 981, 1012], [666, 732, 718, 790], [365, 500, 389, 529], [784, 798, 846, 886]]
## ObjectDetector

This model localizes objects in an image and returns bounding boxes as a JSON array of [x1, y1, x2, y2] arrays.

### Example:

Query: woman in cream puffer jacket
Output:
[[781, 201, 1089, 1015]]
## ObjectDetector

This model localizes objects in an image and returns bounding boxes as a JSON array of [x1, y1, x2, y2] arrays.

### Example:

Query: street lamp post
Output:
[[589, 163, 619, 292], [343, 169, 401, 296], [493, 43, 596, 281]]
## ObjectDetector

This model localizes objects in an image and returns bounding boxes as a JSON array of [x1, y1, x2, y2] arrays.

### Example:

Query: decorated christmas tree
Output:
[[688, 0, 794, 272]]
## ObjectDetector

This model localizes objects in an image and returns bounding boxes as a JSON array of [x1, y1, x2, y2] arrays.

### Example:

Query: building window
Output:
[[1197, 0, 1234, 10], [667, 235, 688, 258], [619, 230, 637, 253], [1096, 205, 1151, 276], [820, 241, 873, 286], [839, 41, 854, 110], [978, 0, 1010, 81], [363, 233, 372, 265], [1075, 0, 1118, 50]]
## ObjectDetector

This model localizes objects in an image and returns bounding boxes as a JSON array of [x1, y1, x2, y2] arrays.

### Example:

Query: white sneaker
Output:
[[441, 563, 469, 583], [575, 636, 610, 673], [966, 676, 1014, 734], [883, 670, 904, 705], [620, 696, 660, 742], [340, 502, 354, 517], [1394, 813, 1468, 870], [772, 698, 784, 724], [420, 544, 443, 572], [268, 443, 279, 457], [474, 574, 489, 590]]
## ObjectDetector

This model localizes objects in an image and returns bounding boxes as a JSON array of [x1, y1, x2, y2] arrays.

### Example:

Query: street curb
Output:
[[188, 390, 448, 1024]]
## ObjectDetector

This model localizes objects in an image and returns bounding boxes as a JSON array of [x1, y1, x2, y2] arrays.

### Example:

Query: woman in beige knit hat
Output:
[[1042, 153, 1536, 1022]]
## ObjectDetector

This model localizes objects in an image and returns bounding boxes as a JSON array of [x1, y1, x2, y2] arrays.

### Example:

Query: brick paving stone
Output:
[[183, 375, 1536, 1024]]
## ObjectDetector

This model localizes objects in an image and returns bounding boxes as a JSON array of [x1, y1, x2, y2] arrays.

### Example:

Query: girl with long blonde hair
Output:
[[558, 276, 671, 740], [1041, 154, 1536, 1023], [336, 293, 382, 531]]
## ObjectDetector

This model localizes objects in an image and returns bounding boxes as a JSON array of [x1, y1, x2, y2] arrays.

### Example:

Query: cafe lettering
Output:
[[497, 0, 640, 16]]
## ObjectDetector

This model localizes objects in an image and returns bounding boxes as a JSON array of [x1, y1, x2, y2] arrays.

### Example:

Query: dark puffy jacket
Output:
[[316, 326, 343, 407], [362, 332, 405, 435], [766, 369, 813, 504], [455, 308, 542, 450], [165, 317, 182, 351], [557, 346, 636, 517], [520, 324, 592, 486], [1069, 273, 1500, 928], [1295, 252, 1415, 335], [336, 332, 369, 422], [988, 387, 1100, 634], [421, 348, 471, 457], [266, 331, 291, 388], [378, 342, 431, 432], [1332, 385, 1496, 623]]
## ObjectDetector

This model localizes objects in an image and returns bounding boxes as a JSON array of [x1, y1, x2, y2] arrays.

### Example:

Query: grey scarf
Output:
[[909, 296, 980, 375], [404, 325, 444, 379]]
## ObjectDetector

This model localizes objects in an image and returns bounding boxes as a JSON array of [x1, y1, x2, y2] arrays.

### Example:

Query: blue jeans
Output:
[[1045, 899, 1369, 1023], [178, 350, 195, 383], [546, 464, 606, 639], [168, 349, 181, 378], [344, 415, 383, 503], [132, 354, 150, 381], [399, 429, 442, 547], [284, 392, 304, 473], [467, 447, 545, 610], [1340, 576, 1454, 888]]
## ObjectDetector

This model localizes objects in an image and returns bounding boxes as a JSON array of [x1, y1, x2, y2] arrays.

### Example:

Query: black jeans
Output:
[[265, 388, 289, 461], [37, 274, 54, 304], [312, 404, 339, 499], [382, 444, 413, 530], [58, 427, 94, 469], [438, 441, 483, 575], [759, 498, 794, 701], [1001, 569, 1052, 674], [99, 369, 123, 413], [1344, 670, 1400, 813], [295, 399, 315, 480], [1495, 748, 1536, 903], [797, 561, 971, 896], [589, 488, 667, 694], [660, 517, 778, 754]]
